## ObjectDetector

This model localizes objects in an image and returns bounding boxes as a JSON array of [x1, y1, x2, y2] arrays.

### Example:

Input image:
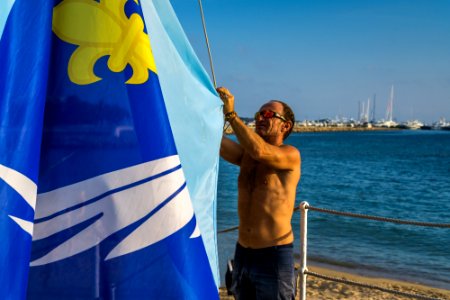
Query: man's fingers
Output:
[[216, 87, 231, 100], [216, 87, 228, 93], [216, 87, 231, 98], [216, 87, 225, 94]]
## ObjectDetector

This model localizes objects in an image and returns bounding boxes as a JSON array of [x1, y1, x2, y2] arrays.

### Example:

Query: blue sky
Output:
[[170, 0, 450, 123]]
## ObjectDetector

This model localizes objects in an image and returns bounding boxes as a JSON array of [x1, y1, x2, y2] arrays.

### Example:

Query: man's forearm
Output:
[[217, 86, 269, 159], [229, 115, 266, 159]]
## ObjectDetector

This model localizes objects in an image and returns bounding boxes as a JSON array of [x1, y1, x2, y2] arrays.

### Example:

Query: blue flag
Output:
[[0, 0, 53, 298], [0, 0, 221, 298]]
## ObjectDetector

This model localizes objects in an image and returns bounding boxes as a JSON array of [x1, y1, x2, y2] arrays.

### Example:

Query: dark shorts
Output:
[[231, 243, 296, 300]]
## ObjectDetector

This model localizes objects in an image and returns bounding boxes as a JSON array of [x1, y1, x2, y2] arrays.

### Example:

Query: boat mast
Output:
[[366, 98, 370, 123], [358, 101, 361, 123], [371, 94, 376, 123], [386, 85, 394, 122], [389, 85, 394, 122]]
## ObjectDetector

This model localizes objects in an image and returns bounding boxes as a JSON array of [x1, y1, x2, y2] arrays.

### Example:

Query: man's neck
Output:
[[263, 135, 284, 146]]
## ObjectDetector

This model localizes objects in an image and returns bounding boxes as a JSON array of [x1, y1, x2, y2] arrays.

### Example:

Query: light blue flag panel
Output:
[[142, 0, 223, 285], [0, 0, 221, 299]]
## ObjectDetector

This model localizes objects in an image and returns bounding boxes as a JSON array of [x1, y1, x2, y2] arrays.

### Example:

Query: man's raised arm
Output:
[[217, 87, 300, 171]]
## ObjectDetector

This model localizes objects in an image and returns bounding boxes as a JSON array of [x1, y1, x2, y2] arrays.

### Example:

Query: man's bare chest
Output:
[[238, 155, 282, 191]]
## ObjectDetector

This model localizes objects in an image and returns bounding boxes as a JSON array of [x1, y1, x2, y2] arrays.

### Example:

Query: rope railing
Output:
[[217, 226, 239, 234], [298, 202, 449, 300], [306, 204, 450, 228], [217, 203, 450, 233], [218, 202, 450, 299]]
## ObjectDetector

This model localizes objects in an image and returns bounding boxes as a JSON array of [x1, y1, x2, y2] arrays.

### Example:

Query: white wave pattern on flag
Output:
[[0, 164, 37, 235], [31, 155, 197, 266]]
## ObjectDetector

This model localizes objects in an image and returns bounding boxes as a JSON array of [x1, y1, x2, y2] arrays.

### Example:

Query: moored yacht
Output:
[[402, 120, 424, 130]]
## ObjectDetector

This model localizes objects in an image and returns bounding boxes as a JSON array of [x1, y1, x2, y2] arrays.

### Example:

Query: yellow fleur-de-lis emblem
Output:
[[53, 0, 157, 85]]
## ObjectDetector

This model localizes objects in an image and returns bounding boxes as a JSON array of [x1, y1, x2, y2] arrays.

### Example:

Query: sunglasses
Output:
[[254, 110, 287, 122]]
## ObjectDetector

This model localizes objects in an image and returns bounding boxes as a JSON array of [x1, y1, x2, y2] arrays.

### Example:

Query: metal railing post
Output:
[[299, 201, 309, 300]]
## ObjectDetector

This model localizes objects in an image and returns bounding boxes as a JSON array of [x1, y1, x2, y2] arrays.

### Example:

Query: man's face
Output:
[[254, 101, 286, 139]]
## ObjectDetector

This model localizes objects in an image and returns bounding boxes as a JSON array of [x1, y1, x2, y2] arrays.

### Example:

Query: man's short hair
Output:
[[270, 100, 295, 139]]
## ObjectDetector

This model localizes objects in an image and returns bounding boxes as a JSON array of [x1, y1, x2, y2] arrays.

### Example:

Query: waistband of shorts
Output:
[[236, 242, 293, 252]]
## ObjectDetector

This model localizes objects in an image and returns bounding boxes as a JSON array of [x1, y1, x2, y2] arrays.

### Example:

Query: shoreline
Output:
[[224, 125, 402, 134], [291, 126, 400, 133], [218, 263, 450, 299]]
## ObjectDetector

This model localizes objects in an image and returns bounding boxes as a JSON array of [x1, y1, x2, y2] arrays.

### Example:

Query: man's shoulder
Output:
[[280, 144, 301, 156], [280, 144, 299, 150]]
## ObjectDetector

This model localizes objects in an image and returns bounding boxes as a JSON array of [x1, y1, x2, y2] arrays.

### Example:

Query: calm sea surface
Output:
[[217, 130, 450, 289]]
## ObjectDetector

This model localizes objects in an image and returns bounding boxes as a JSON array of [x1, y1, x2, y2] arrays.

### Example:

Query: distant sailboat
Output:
[[376, 85, 397, 128], [359, 97, 371, 125]]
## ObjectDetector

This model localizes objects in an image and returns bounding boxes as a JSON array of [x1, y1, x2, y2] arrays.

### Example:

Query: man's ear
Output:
[[284, 121, 292, 132]]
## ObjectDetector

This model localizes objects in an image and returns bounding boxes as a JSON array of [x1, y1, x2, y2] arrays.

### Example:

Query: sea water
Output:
[[217, 130, 450, 289]]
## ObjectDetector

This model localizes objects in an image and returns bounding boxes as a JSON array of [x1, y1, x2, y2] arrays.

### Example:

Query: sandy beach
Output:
[[218, 264, 450, 300]]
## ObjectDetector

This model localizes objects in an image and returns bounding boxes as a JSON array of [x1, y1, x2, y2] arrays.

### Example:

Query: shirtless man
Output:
[[217, 87, 301, 300]]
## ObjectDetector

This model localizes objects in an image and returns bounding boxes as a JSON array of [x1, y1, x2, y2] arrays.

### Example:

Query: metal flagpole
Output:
[[197, 0, 217, 88], [300, 201, 309, 300]]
